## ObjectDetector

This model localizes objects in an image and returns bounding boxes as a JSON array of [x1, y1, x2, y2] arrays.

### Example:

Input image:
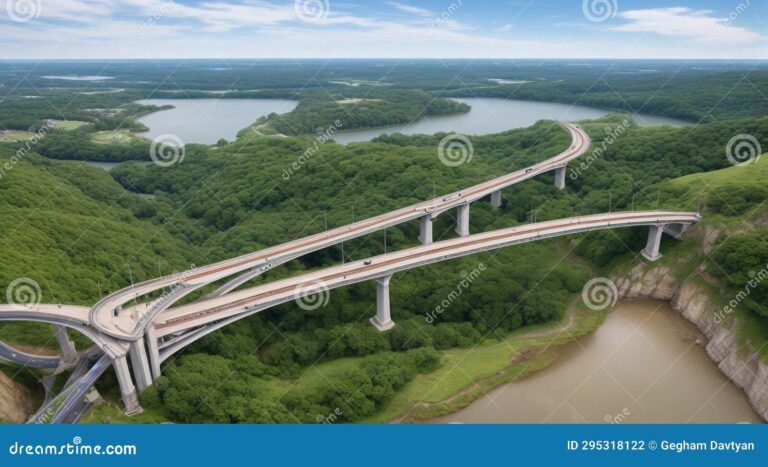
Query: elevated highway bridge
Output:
[[0, 122, 702, 420]]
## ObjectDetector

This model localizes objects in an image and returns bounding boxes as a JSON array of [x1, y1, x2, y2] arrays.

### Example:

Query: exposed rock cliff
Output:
[[614, 263, 768, 421]]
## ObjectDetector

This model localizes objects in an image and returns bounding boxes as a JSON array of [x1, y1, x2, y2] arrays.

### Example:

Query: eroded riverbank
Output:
[[430, 300, 761, 423]]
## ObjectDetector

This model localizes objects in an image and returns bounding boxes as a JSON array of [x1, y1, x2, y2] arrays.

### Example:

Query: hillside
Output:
[[0, 151, 195, 347], [2, 112, 767, 424]]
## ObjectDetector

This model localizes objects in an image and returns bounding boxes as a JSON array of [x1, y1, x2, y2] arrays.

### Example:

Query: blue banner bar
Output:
[[0, 424, 764, 466]]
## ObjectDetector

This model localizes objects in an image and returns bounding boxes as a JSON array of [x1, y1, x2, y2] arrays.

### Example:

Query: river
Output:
[[134, 97, 690, 146], [431, 300, 761, 424]]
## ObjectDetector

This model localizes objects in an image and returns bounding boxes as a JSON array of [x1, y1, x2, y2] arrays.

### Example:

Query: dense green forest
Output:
[[4, 110, 768, 422], [3, 110, 768, 423], [2, 61, 768, 423], [35, 128, 152, 162], [106, 116, 768, 422], [262, 89, 470, 135]]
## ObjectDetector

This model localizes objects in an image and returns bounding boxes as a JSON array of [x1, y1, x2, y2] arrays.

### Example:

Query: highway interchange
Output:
[[0, 122, 702, 421]]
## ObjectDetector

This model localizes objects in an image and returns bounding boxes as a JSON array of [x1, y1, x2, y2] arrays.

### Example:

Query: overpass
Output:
[[152, 211, 701, 359], [89, 122, 591, 345], [80, 122, 590, 402], [1, 210, 700, 418], [0, 121, 701, 419]]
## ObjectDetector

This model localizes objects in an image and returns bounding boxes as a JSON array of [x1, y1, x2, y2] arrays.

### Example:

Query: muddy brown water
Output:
[[430, 300, 762, 423]]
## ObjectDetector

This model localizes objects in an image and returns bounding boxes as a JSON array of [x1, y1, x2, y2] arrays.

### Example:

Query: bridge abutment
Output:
[[554, 166, 566, 190], [456, 204, 470, 237], [663, 223, 689, 240], [642, 225, 665, 261], [490, 190, 502, 208], [370, 275, 395, 331], [419, 215, 433, 245]]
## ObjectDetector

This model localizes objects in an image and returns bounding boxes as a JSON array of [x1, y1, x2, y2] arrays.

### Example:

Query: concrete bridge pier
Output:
[[554, 166, 566, 190], [128, 338, 152, 391], [419, 214, 433, 245], [490, 190, 502, 208], [53, 325, 77, 363], [456, 204, 470, 237], [146, 327, 162, 381], [641, 225, 665, 261], [370, 275, 395, 331], [112, 355, 143, 416]]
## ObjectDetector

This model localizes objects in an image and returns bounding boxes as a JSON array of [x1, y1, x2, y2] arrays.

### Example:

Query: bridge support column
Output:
[[554, 166, 566, 190], [113, 355, 143, 416], [146, 327, 162, 381], [642, 225, 664, 262], [52, 325, 77, 363], [128, 338, 152, 391], [419, 215, 433, 245], [370, 275, 395, 331], [490, 190, 502, 208], [456, 204, 470, 237]]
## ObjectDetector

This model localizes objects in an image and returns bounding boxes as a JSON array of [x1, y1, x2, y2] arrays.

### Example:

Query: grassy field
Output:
[[0, 322, 92, 350], [80, 402, 168, 424], [92, 130, 140, 145], [661, 157, 768, 362], [671, 153, 768, 189], [50, 120, 89, 131], [0, 131, 34, 143], [664, 154, 768, 224]]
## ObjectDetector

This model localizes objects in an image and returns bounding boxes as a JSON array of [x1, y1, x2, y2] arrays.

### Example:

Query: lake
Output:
[[134, 97, 690, 146], [332, 98, 691, 144], [135, 98, 298, 145], [430, 300, 761, 424]]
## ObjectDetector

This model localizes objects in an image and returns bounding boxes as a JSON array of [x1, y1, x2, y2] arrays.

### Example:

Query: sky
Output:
[[1, 0, 767, 59]]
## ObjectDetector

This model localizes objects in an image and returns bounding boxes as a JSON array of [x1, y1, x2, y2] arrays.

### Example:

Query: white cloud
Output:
[[1, 1, 766, 59], [388, 2, 432, 17], [611, 7, 763, 45]]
